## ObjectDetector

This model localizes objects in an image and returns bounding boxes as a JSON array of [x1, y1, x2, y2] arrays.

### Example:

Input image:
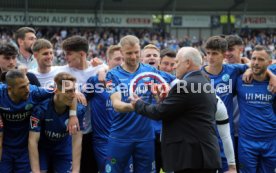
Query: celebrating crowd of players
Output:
[[0, 26, 275, 173]]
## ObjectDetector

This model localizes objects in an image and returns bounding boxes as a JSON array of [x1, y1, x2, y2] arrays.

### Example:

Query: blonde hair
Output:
[[119, 35, 140, 47], [142, 44, 160, 53], [106, 45, 121, 60]]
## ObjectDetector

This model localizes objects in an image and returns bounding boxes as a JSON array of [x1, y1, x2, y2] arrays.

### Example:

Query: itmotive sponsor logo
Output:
[[1, 111, 31, 121], [44, 130, 68, 141]]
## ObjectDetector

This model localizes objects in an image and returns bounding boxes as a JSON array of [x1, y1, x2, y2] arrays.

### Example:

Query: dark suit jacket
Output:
[[135, 70, 221, 172]]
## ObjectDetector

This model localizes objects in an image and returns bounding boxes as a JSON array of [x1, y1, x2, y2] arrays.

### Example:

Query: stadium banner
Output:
[[236, 15, 276, 28], [0, 12, 152, 27], [172, 15, 210, 28]]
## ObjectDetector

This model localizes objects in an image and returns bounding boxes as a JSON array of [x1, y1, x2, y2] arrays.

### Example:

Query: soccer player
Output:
[[236, 45, 276, 173], [159, 48, 176, 74], [0, 70, 52, 173], [202, 36, 248, 139], [202, 36, 248, 172], [60, 35, 106, 173], [141, 44, 160, 68], [105, 35, 175, 173], [84, 45, 129, 172], [225, 34, 246, 171], [141, 44, 175, 173], [28, 72, 85, 173]]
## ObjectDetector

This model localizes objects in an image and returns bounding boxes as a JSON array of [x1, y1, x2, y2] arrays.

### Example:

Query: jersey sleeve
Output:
[[29, 102, 46, 132], [215, 95, 229, 124], [215, 95, 236, 165], [30, 85, 54, 103], [232, 64, 248, 74], [156, 70, 176, 84], [105, 71, 120, 95], [83, 76, 96, 100], [83, 76, 105, 101], [26, 72, 41, 87]]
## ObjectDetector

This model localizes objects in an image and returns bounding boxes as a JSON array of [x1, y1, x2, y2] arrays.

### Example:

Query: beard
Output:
[[252, 67, 266, 76], [125, 58, 139, 67], [25, 47, 33, 54]]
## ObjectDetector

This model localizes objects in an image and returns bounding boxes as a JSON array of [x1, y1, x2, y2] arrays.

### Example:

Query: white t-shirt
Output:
[[31, 63, 107, 134], [29, 66, 60, 88], [56, 64, 105, 91]]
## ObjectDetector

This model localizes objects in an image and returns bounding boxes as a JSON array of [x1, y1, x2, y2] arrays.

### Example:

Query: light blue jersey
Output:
[[0, 84, 52, 173], [236, 75, 276, 173], [106, 63, 175, 142], [29, 98, 86, 172], [201, 64, 248, 137]]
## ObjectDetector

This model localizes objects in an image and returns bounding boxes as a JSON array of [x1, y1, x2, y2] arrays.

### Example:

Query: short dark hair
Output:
[[205, 36, 228, 52], [225, 35, 243, 48], [62, 36, 88, 53], [253, 45, 272, 59], [160, 48, 176, 59], [15, 27, 36, 45], [0, 42, 18, 57], [54, 72, 76, 90], [5, 69, 26, 86]]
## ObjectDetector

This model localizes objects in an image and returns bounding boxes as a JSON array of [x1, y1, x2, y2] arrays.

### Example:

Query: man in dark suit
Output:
[[130, 47, 221, 173]]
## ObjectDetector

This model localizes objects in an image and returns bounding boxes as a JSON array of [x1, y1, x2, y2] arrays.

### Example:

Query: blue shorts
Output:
[[93, 140, 133, 173], [238, 137, 276, 173], [105, 140, 155, 173], [0, 147, 30, 173]]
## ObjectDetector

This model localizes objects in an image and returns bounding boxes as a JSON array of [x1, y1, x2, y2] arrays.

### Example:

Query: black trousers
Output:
[[175, 169, 217, 173], [80, 132, 98, 173], [155, 133, 163, 173]]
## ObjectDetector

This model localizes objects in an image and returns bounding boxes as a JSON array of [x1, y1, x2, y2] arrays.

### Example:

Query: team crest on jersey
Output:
[[222, 74, 230, 82], [30, 116, 39, 129], [25, 104, 33, 111], [105, 164, 111, 173]]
